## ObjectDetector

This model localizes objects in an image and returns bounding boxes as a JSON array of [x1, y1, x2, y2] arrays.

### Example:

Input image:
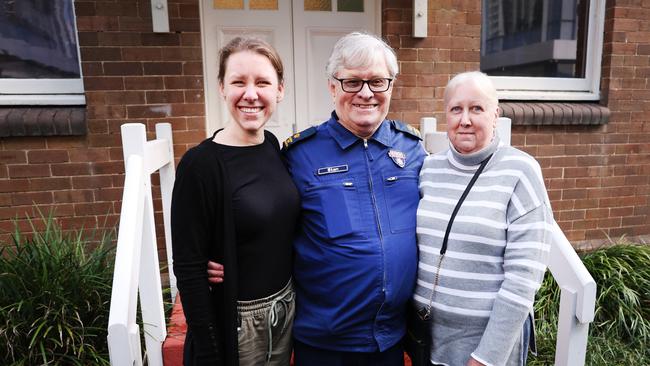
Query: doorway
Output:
[[200, 0, 380, 141]]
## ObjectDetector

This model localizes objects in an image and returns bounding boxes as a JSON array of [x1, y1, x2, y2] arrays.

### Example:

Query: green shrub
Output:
[[0, 214, 114, 365], [530, 243, 650, 365]]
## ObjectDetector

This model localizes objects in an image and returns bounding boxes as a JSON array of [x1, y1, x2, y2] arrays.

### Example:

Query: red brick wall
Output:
[[1, 0, 648, 248], [384, 0, 650, 244], [0, 0, 205, 246]]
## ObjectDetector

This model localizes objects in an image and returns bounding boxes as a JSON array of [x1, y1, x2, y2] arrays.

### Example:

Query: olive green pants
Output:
[[237, 279, 295, 366]]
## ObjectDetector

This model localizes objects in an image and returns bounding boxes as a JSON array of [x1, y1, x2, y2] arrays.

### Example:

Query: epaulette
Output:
[[282, 127, 317, 151], [391, 120, 422, 140]]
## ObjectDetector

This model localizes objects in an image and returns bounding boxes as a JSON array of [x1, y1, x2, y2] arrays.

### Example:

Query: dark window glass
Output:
[[338, 0, 363, 12], [481, 0, 589, 78], [0, 0, 80, 79]]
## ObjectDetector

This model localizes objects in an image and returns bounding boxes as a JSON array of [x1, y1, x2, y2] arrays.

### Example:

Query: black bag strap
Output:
[[420, 154, 493, 319], [440, 154, 492, 255]]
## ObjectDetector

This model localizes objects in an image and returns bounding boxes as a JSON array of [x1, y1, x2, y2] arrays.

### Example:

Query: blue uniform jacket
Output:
[[283, 112, 427, 352]]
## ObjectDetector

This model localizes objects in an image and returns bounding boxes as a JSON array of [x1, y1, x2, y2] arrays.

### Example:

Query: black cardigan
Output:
[[171, 131, 249, 365]]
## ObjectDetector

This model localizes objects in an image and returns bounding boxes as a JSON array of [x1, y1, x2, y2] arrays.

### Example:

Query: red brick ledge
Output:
[[500, 102, 610, 125], [163, 295, 187, 366]]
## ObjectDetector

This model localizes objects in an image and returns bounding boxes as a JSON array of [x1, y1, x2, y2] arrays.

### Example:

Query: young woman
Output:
[[171, 37, 300, 366]]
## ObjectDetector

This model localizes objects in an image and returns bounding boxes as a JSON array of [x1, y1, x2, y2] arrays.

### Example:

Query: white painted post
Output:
[[108, 123, 176, 366], [549, 222, 596, 366], [420, 117, 448, 154], [156, 123, 177, 302], [139, 191, 166, 366], [121, 124, 167, 366], [554, 287, 591, 366], [548, 222, 596, 325], [107, 155, 146, 366], [419, 117, 437, 135], [497, 117, 511, 146]]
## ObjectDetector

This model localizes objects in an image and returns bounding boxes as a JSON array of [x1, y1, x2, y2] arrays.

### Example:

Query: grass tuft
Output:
[[529, 242, 650, 365], [0, 212, 114, 365]]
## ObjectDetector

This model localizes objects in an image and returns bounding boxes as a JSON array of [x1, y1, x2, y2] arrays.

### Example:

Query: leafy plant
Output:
[[529, 242, 650, 365], [0, 213, 114, 365]]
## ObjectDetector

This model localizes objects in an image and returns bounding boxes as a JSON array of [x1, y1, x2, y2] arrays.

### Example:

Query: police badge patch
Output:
[[388, 150, 406, 168]]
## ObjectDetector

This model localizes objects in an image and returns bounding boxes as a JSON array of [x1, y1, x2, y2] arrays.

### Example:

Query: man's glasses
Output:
[[332, 77, 393, 93]]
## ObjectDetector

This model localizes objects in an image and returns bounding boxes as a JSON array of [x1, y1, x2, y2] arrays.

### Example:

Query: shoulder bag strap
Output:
[[420, 154, 493, 319]]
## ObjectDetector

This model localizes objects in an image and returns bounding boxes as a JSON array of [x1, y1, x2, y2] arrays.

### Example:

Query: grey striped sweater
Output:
[[414, 136, 553, 366]]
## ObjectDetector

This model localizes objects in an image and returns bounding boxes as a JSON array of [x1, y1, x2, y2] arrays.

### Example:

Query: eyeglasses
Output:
[[332, 77, 394, 93]]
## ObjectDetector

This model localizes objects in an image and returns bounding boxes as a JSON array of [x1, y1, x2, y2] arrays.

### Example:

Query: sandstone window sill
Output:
[[499, 102, 609, 125], [0, 106, 87, 137]]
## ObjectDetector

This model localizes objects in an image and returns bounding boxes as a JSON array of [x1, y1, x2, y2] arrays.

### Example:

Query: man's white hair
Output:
[[325, 32, 399, 78]]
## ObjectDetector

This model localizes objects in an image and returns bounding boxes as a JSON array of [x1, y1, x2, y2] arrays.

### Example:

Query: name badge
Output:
[[317, 164, 349, 175]]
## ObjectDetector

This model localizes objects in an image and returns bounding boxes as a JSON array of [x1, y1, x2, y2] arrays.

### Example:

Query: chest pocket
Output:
[[304, 177, 364, 240], [383, 171, 420, 233]]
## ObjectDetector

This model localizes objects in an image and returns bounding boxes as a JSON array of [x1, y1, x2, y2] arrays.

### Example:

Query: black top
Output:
[[171, 130, 299, 365], [214, 135, 299, 300]]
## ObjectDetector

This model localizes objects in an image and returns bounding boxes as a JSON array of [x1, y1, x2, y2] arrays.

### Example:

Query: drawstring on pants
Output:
[[265, 290, 294, 364], [237, 279, 294, 365]]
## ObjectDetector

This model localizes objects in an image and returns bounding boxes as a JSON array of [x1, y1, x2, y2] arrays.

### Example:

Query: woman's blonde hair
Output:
[[444, 71, 498, 107]]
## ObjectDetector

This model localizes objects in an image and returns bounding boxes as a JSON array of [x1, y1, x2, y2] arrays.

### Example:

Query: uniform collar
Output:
[[327, 111, 392, 149]]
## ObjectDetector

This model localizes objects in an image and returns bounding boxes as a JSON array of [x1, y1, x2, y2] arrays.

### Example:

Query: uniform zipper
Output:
[[363, 139, 386, 294]]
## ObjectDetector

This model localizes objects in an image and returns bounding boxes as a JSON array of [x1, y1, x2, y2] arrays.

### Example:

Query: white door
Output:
[[200, 0, 380, 142]]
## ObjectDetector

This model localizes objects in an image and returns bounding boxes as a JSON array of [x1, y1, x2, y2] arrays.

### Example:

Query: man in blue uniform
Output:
[[283, 32, 427, 365]]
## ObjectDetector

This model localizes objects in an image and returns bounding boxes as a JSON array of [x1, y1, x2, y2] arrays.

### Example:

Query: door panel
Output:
[[292, 0, 379, 132]]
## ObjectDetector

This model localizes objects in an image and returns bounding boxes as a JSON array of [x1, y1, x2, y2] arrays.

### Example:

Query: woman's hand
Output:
[[467, 357, 486, 366], [207, 261, 224, 284]]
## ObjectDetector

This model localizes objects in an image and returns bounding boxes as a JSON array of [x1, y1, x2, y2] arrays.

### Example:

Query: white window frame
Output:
[[486, 0, 606, 101], [0, 0, 85, 105]]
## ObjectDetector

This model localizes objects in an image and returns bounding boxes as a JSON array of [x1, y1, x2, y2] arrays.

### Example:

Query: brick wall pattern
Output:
[[0, 0, 648, 251], [383, 0, 650, 246]]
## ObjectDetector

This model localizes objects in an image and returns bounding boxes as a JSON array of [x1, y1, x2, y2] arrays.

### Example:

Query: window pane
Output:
[[338, 0, 363, 12], [214, 0, 244, 9], [305, 0, 331, 11], [250, 0, 278, 10], [481, 0, 588, 78], [0, 0, 80, 79]]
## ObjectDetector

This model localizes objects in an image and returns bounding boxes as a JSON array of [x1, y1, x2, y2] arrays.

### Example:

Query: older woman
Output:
[[172, 37, 299, 366], [413, 71, 552, 366]]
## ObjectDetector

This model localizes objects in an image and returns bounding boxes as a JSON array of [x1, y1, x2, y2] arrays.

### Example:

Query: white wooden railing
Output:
[[421, 117, 597, 366], [108, 120, 596, 366], [108, 123, 176, 366]]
